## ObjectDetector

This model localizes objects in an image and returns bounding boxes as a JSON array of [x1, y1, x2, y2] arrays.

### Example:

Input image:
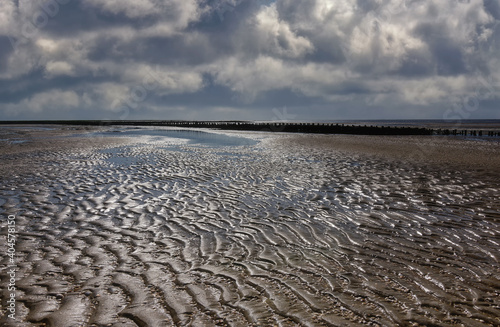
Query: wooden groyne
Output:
[[433, 128, 500, 137], [1, 120, 499, 137]]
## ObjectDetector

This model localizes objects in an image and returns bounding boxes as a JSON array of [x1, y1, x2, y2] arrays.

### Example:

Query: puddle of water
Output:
[[0, 126, 56, 131], [97, 128, 258, 148]]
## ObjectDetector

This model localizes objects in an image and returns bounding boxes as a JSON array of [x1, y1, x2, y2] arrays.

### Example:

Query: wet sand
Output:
[[276, 134, 500, 173], [1, 127, 500, 326]]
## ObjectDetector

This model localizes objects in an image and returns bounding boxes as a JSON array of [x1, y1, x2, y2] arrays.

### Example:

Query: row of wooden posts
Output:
[[1, 120, 499, 137]]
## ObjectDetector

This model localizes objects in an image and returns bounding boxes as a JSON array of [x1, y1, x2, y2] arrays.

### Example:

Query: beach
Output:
[[1, 126, 500, 326], [277, 133, 500, 173]]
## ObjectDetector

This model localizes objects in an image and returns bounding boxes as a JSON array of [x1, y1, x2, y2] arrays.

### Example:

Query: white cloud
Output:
[[4, 90, 79, 116], [0, 0, 16, 35], [119, 64, 205, 95], [213, 55, 350, 101], [45, 61, 75, 77], [252, 3, 314, 58], [84, 0, 204, 35]]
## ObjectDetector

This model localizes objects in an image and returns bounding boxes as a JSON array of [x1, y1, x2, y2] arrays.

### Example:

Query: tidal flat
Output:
[[1, 126, 500, 326]]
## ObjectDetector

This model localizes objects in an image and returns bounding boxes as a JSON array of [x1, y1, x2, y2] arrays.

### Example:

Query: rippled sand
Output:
[[1, 127, 500, 326]]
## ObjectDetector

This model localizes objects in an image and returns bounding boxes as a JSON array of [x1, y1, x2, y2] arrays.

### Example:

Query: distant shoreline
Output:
[[2, 120, 500, 137]]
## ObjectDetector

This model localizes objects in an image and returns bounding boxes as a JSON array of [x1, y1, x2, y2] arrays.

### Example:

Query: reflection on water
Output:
[[98, 128, 258, 147], [0, 126, 56, 131]]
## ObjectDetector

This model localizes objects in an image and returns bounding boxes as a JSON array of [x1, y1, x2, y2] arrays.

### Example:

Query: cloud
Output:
[[0, 0, 17, 35], [45, 61, 75, 77], [4, 89, 79, 116], [82, 0, 205, 35], [1, 0, 499, 120], [84, 0, 159, 18], [251, 3, 314, 58]]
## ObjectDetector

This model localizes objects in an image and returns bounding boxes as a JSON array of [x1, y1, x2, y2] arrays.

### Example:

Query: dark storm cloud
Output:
[[88, 34, 224, 66], [396, 50, 434, 77], [0, 36, 14, 72], [414, 22, 467, 76], [0, 0, 499, 120], [484, 0, 500, 19]]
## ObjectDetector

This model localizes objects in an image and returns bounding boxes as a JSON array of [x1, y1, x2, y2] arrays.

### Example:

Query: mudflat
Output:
[[1, 126, 499, 326], [277, 133, 500, 173]]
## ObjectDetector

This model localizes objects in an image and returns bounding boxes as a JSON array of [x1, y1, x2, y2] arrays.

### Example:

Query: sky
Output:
[[0, 0, 499, 121]]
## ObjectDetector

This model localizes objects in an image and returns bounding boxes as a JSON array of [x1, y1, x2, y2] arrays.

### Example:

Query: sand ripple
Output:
[[1, 130, 500, 326]]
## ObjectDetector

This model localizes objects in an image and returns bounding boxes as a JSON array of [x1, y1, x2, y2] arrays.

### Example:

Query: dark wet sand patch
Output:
[[276, 133, 500, 173]]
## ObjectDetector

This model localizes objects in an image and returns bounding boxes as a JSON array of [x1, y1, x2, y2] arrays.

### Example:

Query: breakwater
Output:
[[2, 120, 500, 137]]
